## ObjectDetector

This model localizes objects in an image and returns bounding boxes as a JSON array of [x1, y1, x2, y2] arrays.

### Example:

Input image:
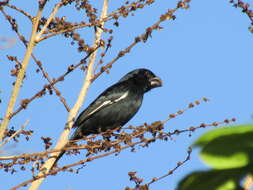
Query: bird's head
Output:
[[119, 68, 163, 92]]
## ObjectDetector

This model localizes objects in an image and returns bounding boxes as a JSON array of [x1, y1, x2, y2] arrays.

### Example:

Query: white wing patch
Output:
[[86, 91, 129, 118]]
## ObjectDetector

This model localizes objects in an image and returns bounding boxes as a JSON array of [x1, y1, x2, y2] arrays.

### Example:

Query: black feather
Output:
[[53, 68, 162, 166]]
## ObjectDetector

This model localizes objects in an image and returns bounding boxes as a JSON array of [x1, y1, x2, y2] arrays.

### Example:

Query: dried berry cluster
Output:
[[7, 55, 22, 78], [0, 94, 236, 190], [230, 0, 253, 32], [0, 111, 235, 189], [3, 126, 33, 142]]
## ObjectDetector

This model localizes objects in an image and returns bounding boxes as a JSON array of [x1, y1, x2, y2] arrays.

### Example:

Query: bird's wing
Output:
[[73, 83, 129, 127]]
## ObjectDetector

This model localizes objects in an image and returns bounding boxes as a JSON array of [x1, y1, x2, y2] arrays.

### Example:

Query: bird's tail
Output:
[[51, 145, 68, 169], [52, 149, 67, 168], [51, 132, 79, 169]]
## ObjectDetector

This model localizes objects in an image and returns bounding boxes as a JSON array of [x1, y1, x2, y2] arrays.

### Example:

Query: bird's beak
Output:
[[150, 77, 163, 88]]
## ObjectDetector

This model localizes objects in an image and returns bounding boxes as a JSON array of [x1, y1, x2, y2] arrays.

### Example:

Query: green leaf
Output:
[[177, 168, 246, 190], [194, 125, 253, 147], [193, 125, 253, 169]]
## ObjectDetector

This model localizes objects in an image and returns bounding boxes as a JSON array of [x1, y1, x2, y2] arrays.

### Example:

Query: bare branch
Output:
[[6, 4, 33, 21], [0, 120, 29, 147], [35, 2, 63, 42], [125, 148, 192, 190], [27, 0, 109, 189], [146, 147, 192, 187], [8, 117, 235, 190]]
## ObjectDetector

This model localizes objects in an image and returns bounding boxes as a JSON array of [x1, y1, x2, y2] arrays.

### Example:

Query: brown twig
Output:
[[35, 2, 63, 42], [31, 54, 71, 112], [6, 4, 33, 21], [125, 147, 192, 190], [230, 0, 253, 22], [37, 22, 92, 42], [147, 147, 192, 187], [0, 120, 29, 147], [9, 117, 235, 190], [229, 0, 253, 32]]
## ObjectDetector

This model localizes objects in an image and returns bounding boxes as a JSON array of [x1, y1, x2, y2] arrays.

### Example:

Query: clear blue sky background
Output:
[[1, 0, 253, 189]]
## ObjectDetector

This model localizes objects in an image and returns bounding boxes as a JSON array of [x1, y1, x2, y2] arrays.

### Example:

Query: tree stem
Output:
[[28, 0, 109, 189]]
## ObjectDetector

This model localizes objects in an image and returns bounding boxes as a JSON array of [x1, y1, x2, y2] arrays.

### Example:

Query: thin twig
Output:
[[35, 2, 63, 42], [0, 120, 29, 147], [147, 148, 192, 187], [31, 54, 70, 112], [6, 4, 33, 21], [37, 22, 91, 42]]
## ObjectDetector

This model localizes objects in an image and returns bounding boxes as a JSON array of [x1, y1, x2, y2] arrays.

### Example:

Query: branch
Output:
[[125, 148, 192, 190], [9, 117, 236, 190], [6, 4, 33, 21], [0, 120, 29, 147], [1, 97, 208, 161], [35, 2, 63, 42], [27, 0, 109, 189], [146, 148, 192, 187], [30, 54, 70, 112], [229, 0, 253, 33], [0, 4, 44, 142]]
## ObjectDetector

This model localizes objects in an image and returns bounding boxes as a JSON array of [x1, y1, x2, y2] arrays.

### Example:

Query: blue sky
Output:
[[1, 0, 253, 189]]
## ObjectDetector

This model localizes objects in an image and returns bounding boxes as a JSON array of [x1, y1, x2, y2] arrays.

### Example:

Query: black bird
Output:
[[54, 68, 162, 165]]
